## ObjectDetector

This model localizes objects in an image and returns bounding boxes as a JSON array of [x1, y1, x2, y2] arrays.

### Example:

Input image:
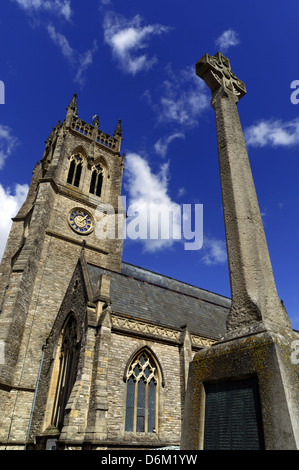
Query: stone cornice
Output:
[[45, 229, 109, 255], [111, 312, 216, 348], [21, 177, 123, 212]]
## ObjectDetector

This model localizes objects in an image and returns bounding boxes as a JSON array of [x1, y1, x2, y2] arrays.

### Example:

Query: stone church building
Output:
[[0, 95, 230, 450]]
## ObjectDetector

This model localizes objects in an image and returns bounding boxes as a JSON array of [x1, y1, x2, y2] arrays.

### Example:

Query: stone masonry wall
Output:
[[106, 333, 182, 448]]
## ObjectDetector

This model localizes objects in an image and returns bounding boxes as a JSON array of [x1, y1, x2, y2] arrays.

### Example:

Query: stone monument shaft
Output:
[[181, 53, 298, 451], [196, 52, 291, 332]]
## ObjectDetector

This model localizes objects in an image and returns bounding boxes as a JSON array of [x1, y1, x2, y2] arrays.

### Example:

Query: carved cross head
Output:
[[196, 52, 246, 100]]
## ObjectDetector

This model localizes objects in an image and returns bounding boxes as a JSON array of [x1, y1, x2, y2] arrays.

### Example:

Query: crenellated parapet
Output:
[[69, 116, 121, 152], [64, 94, 122, 153]]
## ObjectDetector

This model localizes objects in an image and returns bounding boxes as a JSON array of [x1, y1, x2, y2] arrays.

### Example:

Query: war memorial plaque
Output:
[[203, 378, 264, 450]]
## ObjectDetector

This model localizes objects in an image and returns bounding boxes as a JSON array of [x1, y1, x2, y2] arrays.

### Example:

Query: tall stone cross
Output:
[[196, 52, 292, 334]]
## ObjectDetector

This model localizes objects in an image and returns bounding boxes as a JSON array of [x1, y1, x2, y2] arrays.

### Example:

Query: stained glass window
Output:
[[125, 350, 158, 434], [125, 376, 135, 432], [148, 380, 156, 433]]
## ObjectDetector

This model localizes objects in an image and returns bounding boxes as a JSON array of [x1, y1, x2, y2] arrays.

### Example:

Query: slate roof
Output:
[[87, 261, 231, 341]]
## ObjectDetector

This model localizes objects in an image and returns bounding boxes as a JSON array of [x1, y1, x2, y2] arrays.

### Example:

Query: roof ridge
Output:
[[87, 262, 230, 310], [121, 261, 231, 301]]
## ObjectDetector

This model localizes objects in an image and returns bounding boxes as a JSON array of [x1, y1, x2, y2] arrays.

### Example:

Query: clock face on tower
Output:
[[68, 208, 94, 234]]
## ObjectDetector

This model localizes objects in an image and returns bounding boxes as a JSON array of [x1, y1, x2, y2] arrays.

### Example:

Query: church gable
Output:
[[28, 260, 90, 444]]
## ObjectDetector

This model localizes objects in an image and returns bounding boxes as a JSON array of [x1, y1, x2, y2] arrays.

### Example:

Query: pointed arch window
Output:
[[89, 164, 103, 197], [125, 350, 158, 433], [67, 154, 83, 188], [51, 314, 79, 431]]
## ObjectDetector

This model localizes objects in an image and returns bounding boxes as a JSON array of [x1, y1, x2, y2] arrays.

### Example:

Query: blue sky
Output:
[[0, 0, 298, 329]]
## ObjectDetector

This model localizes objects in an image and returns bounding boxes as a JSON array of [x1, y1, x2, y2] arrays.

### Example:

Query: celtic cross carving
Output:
[[196, 52, 246, 100]]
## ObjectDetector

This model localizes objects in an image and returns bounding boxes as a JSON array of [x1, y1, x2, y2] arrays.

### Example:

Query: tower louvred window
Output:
[[67, 154, 83, 188], [89, 164, 103, 197]]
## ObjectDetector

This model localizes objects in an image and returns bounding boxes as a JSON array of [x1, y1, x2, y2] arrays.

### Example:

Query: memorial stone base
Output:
[[181, 325, 299, 450]]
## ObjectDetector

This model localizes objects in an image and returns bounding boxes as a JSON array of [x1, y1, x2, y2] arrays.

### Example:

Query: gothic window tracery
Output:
[[67, 154, 83, 188], [51, 314, 79, 431], [125, 350, 158, 434], [89, 164, 103, 197]]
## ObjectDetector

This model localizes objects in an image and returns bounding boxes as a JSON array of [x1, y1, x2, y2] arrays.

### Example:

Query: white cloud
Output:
[[146, 65, 210, 128], [74, 42, 98, 86], [11, 0, 72, 21], [47, 24, 73, 59], [177, 187, 186, 198], [0, 125, 19, 170], [154, 133, 185, 158], [11, 2, 94, 84], [201, 238, 227, 265], [47, 24, 97, 86], [244, 118, 299, 147], [103, 13, 170, 75], [123, 153, 204, 252], [215, 29, 240, 51], [0, 184, 29, 259], [124, 152, 182, 252]]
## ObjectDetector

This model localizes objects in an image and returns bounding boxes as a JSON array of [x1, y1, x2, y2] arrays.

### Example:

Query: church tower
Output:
[[0, 95, 125, 448]]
